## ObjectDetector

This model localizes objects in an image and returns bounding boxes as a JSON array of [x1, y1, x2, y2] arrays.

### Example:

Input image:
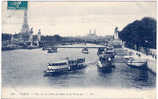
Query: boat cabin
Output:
[[48, 60, 69, 70]]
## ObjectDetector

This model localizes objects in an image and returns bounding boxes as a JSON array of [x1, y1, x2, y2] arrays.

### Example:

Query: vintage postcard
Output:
[[1, 0, 156, 99]]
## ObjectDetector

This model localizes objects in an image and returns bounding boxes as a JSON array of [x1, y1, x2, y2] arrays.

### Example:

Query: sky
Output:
[[2, 1, 156, 36]]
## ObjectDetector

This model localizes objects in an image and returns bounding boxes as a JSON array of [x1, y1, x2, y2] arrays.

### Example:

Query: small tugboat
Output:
[[82, 47, 89, 54], [97, 46, 115, 72], [47, 47, 57, 53], [44, 57, 87, 76]]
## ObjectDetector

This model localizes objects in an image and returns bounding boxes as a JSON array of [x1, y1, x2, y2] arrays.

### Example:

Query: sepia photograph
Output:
[[1, 1, 156, 99]]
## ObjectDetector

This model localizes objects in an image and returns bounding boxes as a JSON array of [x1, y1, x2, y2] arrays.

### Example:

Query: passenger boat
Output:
[[82, 47, 89, 54], [44, 57, 87, 76], [47, 47, 57, 53], [97, 46, 115, 72]]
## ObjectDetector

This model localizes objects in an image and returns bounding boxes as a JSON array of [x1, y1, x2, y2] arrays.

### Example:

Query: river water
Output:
[[2, 44, 156, 89]]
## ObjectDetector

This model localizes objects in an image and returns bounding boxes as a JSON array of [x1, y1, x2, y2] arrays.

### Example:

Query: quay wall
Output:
[[147, 58, 156, 75]]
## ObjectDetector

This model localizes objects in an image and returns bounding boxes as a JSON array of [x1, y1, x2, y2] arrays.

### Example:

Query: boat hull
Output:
[[44, 68, 69, 76], [127, 62, 147, 69], [44, 71, 67, 76], [70, 64, 87, 71], [82, 51, 89, 54]]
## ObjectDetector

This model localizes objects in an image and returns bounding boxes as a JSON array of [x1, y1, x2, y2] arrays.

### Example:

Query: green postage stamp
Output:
[[7, 1, 27, 10]]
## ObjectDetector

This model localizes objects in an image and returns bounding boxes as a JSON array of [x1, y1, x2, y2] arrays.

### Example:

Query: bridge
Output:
[[53, 46, 106, 48]]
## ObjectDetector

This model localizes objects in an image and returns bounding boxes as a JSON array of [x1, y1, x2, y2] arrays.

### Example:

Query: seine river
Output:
[[2, 44, 156, 89]]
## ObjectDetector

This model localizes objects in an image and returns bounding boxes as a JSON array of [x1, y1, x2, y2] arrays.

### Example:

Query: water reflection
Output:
[[45, 69, 86, 88], [97, 69, 113, 79], [97, 67, 113, 74], [121, 65, 154, 88]]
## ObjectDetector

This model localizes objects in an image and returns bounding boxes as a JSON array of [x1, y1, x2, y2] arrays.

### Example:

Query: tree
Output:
[[119, 17, 156, 49]]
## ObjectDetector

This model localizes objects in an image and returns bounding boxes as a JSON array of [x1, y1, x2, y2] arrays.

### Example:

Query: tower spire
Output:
[[21, 9, 29, 33]]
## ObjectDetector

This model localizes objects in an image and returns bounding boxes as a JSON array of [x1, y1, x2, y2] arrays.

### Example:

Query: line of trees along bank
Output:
[[119, 17, 156, 50]]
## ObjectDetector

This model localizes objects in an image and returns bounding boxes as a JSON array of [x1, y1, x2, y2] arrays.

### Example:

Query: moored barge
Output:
[[125, 56, 147, 69]]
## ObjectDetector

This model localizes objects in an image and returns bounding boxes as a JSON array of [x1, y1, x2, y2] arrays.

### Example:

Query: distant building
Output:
[[112, 27, 123, 48], [87, 29, 97, 40]]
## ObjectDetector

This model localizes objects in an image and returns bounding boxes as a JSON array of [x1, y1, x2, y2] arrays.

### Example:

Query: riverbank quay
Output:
[[2, 43, 61, 51], [124, 47, 156, 75], [2, 45, 40, 51]]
